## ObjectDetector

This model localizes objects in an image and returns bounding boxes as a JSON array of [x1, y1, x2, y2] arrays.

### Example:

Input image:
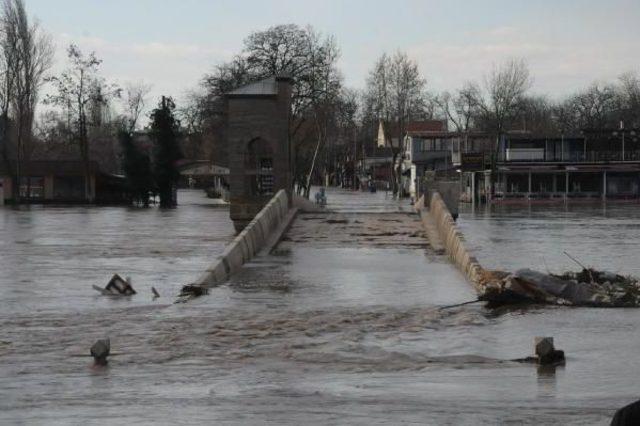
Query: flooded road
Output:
[[0, 189, 636, 424]]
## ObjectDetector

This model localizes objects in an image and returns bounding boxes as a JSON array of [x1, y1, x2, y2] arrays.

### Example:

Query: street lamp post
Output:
[[621, 121, 625, 161]]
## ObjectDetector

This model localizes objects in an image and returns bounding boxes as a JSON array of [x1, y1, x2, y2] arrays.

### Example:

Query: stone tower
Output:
[[226, 75, 293, 232]]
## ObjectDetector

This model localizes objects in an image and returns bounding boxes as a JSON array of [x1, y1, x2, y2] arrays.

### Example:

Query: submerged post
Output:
[[534, 337, 565, 365], [471, 171, 476, 206], [90, 338, 110, 366]]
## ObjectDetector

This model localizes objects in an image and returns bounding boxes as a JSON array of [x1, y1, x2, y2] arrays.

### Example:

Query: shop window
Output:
[[19, 177, 44, 199]]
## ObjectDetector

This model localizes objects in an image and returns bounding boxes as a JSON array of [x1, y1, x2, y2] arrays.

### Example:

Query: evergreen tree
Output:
[[119, 130, 153, 206], [150, 96, 182, 207]]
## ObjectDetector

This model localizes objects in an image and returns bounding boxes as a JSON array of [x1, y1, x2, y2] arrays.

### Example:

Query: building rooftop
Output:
[[0, 160, 101, 176], [406, 120, 447, 133], [227, 75, 292, 97]]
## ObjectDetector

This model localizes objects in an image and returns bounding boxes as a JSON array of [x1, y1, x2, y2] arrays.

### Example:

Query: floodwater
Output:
[[0, 189, 637, 425]]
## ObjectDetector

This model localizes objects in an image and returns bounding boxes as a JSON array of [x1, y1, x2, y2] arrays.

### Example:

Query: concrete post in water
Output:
[[471, 172, 476, 207], [535, 337, 565, 365], [90, 338, 110, 366], [483, 170, 492, 203]]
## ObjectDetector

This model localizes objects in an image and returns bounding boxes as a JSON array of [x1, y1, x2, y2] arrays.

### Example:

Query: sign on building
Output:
[[461, 152, 485, 171]]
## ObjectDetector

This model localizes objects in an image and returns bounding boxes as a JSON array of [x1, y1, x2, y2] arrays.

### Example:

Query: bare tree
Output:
[[195, 24, 343, 193], [434, 83, 482, 157], [122, 81, 151, 133], [0, 0, 52, 203], [0, 0, 19, 188], [617, 72, 640, 127], [436, 82, 480, 132], [475, 58, 532, 140], [45, 44, 120, 201], [364, 51, 427, 194], [568, 83, 617, 130], [11, 0, 53, 188], [302, 31, 341, 196], [515, 95, 555, 133]]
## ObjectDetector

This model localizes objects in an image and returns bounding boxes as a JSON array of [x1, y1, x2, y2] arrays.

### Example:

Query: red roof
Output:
[[406, 120, 447, 133]]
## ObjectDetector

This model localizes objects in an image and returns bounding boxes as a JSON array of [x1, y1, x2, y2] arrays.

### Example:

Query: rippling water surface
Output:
[[0, 190, 638, 425]]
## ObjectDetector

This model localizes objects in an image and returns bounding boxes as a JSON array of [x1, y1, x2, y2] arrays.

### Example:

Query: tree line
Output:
[[1, 2, 639, 202], [184, 25, 640, 195]]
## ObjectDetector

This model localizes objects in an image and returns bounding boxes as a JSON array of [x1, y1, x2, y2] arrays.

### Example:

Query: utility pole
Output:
[[621, 121, 625, 161], [353, 126, 357, 190]]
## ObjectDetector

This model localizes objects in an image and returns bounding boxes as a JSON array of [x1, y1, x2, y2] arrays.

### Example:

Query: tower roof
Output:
[[227, 76, 278, 97], [227, 75, 292, 97]]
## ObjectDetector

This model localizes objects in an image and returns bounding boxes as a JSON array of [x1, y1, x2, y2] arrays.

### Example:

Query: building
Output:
[[226, 75, 293, 232], [177, 160, 229, 187], [0, 160, 128, 204], [358, 146, 393, 190], [401, 121, 494, 199], [493, 128, 640, 202]]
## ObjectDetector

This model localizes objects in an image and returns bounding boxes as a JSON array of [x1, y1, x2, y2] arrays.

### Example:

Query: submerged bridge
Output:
[[186, 73, 485, 297], [186, 185, 485, 304]]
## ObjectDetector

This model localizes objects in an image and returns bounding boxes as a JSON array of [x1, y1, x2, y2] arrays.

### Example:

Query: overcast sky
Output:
[[28, 0, 640, 109]]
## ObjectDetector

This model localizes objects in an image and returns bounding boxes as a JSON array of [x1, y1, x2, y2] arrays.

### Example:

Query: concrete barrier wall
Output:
[[194, 189, 290, 287], [424, 181, 460, 218], [419, 192, 485, 291]]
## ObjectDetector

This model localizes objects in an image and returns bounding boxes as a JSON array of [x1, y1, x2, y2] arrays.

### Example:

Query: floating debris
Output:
[[325, 219, 348, 224], [92, 274, 136, 296], [179, 284, 208, 298], [481, 268, 640, 307]]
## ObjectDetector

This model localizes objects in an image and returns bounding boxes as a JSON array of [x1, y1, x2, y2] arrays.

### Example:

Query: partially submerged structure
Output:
[[0, 160, 127, 204], [226, 76, 293, 231], [396, 123, 640, 204], [493, 128, 640, 202], [480, 268, 640, 308], [400, 123, 493, 200]]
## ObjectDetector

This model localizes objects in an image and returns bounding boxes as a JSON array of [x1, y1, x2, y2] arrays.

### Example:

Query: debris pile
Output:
[[179, 284, 208, 298], [92, 274, 136, 296], [480, 268, 640, 307]]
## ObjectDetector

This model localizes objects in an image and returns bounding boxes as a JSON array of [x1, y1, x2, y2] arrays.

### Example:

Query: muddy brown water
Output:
[[0, 189, 636, 424]]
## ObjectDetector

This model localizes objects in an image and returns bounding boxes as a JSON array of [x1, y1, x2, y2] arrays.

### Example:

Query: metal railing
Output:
[[498, 150, 640, 163]]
